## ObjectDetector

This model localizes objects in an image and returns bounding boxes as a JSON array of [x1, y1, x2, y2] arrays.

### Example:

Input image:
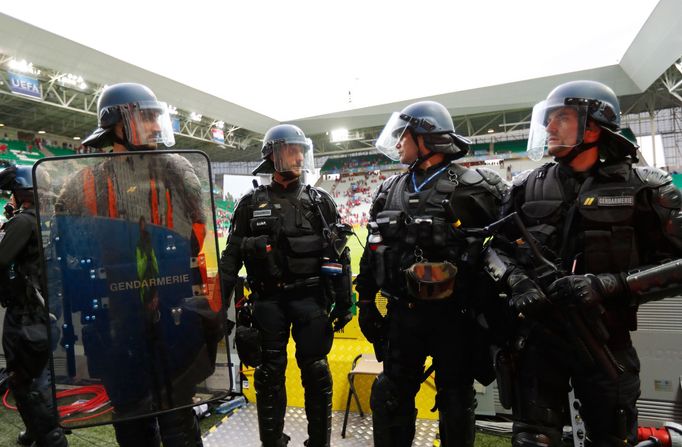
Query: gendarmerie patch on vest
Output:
[[596, 196, 634, 207], [253, 209, 272, 217]]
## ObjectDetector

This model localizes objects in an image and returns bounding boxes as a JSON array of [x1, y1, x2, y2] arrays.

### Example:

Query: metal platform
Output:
[[203, 403, 439, 447]]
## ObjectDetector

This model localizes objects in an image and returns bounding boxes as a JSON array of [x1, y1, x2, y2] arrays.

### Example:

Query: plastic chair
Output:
[[341, 353, 383, 438]]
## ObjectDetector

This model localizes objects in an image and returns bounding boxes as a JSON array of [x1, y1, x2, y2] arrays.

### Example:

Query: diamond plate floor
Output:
[[203, 403, 439, 447]]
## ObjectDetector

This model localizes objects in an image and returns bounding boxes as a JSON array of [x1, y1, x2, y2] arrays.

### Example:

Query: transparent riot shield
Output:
[[33, 150, 230, 428]]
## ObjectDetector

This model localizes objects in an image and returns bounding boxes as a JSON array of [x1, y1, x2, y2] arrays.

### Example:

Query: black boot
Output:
[[17, 430, 33, 446]]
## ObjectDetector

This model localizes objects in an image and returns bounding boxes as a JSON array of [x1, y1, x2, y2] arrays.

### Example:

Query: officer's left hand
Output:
[[329, 307, 352, 332], [546, 275, 603, 310]]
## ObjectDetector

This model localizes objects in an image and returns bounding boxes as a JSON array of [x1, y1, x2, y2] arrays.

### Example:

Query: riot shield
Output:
[[33, 150, 230, 428]]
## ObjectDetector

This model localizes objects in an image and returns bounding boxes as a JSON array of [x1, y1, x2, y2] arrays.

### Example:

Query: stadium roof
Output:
[[1, 0, 681, 161]]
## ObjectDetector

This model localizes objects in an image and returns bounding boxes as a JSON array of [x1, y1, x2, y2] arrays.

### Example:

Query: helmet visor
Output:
[[527, 99, 589, 161], [119, 101, 175, 148], [375, 112, 410, 161], [272, 138, 314, 174]]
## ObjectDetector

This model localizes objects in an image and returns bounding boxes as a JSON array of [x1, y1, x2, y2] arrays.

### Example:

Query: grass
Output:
[[0, 405, 510, 446]]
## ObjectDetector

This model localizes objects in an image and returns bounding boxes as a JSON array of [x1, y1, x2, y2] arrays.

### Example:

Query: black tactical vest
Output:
[[246, 184, 326, 280], [373, 163, 503, 297], [519, 162, 646, 275]]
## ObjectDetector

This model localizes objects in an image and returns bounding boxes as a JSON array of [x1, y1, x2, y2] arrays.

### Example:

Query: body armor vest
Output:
[[518, 162, 646, 341], [372, 164, 500, 298], [520, 163, 645, 274], [246, 184, 326, 282]]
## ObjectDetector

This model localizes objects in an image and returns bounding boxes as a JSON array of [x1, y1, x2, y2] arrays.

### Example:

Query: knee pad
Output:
[[114, 419, 160, 447], [158, 408, 202, 447], [300, 359, 332, 393], [255, 364, 286, 394], [371, 373, 413, 419], [434, 384, 476, 414]]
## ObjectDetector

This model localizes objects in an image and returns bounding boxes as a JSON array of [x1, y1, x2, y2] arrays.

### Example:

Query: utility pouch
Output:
[[249, 215, 280, 236], [405, 261, 458, 300], [375, 210, 405, 240], [286, 234, 324, 276], [242, 235, 282, 278]]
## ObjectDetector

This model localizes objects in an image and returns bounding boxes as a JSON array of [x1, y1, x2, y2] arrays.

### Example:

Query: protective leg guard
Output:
[[113, 418, 161, 447], [435, 385, 477, 447], [300, 358, 332, 447], [157, 407, 203, 447], [370, 374, 417, 447], [11, 381, 65, 447], [255, 364, 288, 447]]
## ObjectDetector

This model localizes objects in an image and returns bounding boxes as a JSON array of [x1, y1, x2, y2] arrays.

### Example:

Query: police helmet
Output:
[[0, 165, 35, 205], [375, 100, 470, 162], [252, 124, 314, 175], [82, 83, 175, 150], [0, 165, 32, 191], [527, 80, 637, 161]]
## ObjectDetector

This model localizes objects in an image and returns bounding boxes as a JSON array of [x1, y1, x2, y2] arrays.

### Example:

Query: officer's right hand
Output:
[[508, 269, 549, 317], [357, 300, 385, 343]]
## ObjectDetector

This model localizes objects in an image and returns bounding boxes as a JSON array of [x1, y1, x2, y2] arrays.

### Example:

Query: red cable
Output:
[[3, 384, 112, 421]]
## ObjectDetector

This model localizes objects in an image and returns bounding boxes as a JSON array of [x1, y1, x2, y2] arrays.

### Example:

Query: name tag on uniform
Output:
[[597, 196, 634, 207], [253, 209, 272, 217]]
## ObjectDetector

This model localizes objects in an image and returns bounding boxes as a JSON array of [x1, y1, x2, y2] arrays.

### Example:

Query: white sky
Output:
[[2, 0, 660, 121]]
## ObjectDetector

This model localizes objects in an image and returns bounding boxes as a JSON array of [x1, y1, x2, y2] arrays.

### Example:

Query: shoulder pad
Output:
[[448, 163, 482, 186], [235, 190, 255, 208], [654, 183, 682, 210], [373, 172, 404, 200], [512, 169, 534, 187], [475, 167, 510, 194], [634, 166, 672, 188], [312, 186, 337, 208]]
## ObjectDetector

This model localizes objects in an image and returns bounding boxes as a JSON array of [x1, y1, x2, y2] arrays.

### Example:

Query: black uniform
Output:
[[219, 179, 342, 447], [1, 206, 67, 447], [355, 161, 507, 447], [495, 160, 682, 446]]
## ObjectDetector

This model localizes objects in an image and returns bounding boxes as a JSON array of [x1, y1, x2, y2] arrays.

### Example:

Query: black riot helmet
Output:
[[82, 83, 175, 151], [375, 100, 470, 164], [527, 80, 638, 162], [252, 124, 314, 176], [0, 165, 35, 204]]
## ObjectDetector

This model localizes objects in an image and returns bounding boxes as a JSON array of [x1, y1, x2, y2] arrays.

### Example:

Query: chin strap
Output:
[[114, 134, 152, 152], [278, 170, 300, 180], [554, 141, 599, 166]]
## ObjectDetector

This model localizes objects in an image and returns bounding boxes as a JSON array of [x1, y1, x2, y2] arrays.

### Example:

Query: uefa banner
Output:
[[33, 150, 230, 428]]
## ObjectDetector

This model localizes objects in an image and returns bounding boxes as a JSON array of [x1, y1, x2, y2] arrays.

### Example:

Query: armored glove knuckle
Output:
[[508, 269, 548, 316]]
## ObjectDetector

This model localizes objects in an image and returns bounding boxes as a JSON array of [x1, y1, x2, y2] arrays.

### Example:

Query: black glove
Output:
[[328, 306, 352, 332], [357, 300, 385, 343], [546, 274, 604, 309], [508, 269, 549, 317]]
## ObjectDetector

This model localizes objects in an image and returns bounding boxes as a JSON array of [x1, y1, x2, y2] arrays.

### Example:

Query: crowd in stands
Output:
[[330, 171, 388, 227]]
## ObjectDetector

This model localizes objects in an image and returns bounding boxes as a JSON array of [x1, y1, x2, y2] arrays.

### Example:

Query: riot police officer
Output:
[[219, 124, 352, 447], [355, 101, 507, 447], [63, 82, 208, 447], [486, 80, 682, 446], [0, 164, 68, 447]]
